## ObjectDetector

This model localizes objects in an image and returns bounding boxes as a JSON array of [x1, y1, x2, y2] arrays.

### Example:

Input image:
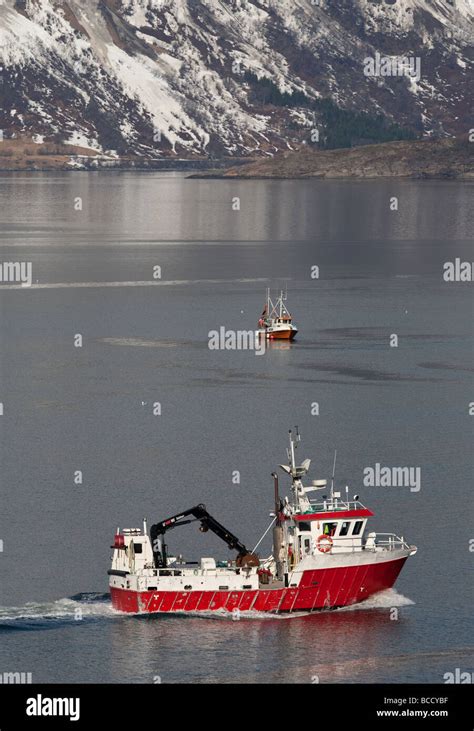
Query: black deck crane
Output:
[[150, 504, 259, 569]]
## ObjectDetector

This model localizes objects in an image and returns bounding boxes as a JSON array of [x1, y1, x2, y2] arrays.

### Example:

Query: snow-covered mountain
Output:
[[0, 0, 472, 157]]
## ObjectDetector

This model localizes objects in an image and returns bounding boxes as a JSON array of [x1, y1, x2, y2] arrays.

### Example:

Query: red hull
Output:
[[110, 557, 407, 614], [268, 330, 297, 340]]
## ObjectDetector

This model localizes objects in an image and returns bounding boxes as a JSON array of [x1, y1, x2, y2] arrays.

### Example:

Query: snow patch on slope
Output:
[[106, 44, 206, 152], [361, 0, 474, 42], [0, 2, 55, 66]]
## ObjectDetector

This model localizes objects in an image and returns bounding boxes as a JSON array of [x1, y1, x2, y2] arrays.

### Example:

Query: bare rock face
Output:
[[0, 0, 472, 160]]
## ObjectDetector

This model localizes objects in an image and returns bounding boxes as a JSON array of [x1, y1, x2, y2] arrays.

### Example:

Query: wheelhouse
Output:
[[291, 503, 373, 556]]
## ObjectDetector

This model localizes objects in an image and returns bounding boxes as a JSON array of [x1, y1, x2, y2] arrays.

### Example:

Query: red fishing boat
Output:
[[109, 429, 416, 614], [258, 289, 298, 340]]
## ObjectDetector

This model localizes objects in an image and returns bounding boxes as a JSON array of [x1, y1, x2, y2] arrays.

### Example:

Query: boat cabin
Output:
[[289, 499, 374, 558]]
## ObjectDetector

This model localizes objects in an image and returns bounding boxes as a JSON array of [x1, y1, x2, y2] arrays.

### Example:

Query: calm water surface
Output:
[[0, 173, 472, 683]]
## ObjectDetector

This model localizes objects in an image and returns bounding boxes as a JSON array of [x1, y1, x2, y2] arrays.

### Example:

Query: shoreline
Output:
[[0, 168, 470, 181], [0, 139, 471, 180]]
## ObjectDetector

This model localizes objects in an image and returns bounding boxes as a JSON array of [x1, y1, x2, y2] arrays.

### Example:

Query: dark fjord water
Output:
[[0, 172, 472, 683]]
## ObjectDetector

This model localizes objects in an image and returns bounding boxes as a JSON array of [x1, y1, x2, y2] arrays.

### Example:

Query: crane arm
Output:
[[150, 504, 258, 568]]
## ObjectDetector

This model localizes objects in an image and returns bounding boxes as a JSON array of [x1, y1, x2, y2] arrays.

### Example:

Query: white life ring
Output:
[[317, 534, 333, 554]]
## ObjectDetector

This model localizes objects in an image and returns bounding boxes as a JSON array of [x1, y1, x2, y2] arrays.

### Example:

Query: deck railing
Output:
[[369, 533, 411, 552], [310, 533, 411, 555], [306, 499, 368, 512], [330, 533, 410, 553], [143, 565, 248, 577]]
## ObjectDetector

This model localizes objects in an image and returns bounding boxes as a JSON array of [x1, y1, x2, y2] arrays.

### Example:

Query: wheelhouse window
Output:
[[352, 521, 364, 536], [322, 522, 337, 537], [298, 522, 311, 532], [339, 521, 351, 537]]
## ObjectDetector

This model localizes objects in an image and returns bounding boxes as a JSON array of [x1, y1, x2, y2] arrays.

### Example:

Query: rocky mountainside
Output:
[[0, 0, 472, 160]]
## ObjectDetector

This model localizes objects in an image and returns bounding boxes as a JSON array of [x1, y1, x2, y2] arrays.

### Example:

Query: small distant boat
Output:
[[258, 288, 298, 340]]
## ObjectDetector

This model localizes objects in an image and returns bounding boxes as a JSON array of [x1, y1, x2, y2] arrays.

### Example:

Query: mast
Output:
[[289, 429, 296, 476], [330, 450, 337, 499], [287, 428, 305, 508], [272, 472, 285, 581], [280, 428, 311, 511]]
